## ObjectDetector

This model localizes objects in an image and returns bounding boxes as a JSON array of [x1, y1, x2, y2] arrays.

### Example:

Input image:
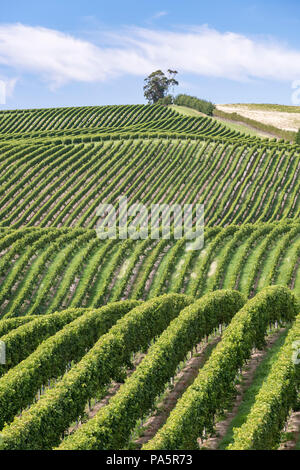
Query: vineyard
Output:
[[0, 103, 299, 451]]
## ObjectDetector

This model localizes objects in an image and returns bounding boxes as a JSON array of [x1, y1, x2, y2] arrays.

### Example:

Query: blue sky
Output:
[[1, 0, 300, 109]]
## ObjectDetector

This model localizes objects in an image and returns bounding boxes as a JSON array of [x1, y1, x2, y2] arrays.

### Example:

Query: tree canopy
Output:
[[143, 69, 178, 104], [174, 94, 215, 116]]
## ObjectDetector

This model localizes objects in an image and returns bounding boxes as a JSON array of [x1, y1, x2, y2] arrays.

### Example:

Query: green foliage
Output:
[[228, 312, 300, 450], [156, 95, 174, 106], [0, 308, 88, 372], [0, 294, 192, 450], [144, 70, 178, 104], [144, 286, 298, 450], [0, 101, 299, 451], [58, 290, 245, 450], [0, 316, 38, 338], [218, 329, 290, 449], [0, 301, 140, 430], [174, 94, 215, 116]]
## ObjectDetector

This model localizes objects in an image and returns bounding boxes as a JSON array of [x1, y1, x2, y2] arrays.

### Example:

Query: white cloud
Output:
[[128, 26, 300, 82], [0, 23, 300, 89]]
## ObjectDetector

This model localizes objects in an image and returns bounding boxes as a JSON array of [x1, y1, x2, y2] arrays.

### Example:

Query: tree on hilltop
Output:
[[143, 69, 178, 104]]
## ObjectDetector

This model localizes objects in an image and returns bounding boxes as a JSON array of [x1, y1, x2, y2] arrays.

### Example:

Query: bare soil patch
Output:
[[217, 105, 300, 132]]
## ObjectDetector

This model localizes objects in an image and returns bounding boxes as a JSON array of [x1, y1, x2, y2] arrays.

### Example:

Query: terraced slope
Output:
[[0, 139, 299, 229], [0, 287, 298, 450], [0, 104, 256, 144], [0, 221, 299, 318]]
